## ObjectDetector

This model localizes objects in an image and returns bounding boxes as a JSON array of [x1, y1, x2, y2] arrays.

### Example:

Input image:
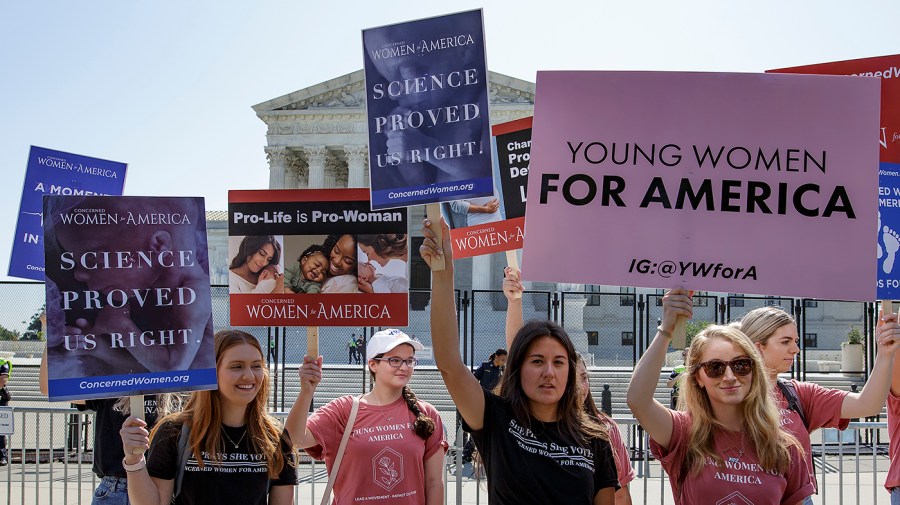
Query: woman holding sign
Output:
[[503, 267, 634, 504], [119, 330, 297, 505], [627, 289, 813, 504], [285, 328, 447, 505], [738, 306, 900, 504], [421, 217, 618, 505]]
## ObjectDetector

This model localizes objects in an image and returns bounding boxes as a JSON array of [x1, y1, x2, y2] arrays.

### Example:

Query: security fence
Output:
[[0, 408, 893, 505]]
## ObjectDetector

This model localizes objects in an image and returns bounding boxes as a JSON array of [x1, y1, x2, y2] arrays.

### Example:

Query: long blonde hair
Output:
[[150, 330, 294, 478], [739, 306, 795, 346], [680, 325, 801, 475]]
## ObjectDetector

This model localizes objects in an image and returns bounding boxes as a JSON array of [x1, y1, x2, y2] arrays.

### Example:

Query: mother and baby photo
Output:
[[228, 234, 408, 295]]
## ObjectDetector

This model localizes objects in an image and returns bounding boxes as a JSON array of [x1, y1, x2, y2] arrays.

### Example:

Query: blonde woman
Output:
[[627, 288, 813, 504], [739, 306, 899, 504]]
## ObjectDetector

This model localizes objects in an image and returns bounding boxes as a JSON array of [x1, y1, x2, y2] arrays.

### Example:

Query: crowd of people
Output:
[[21, 215, 900, 505]]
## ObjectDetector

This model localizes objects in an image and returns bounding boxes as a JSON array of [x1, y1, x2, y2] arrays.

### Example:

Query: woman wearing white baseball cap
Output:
[[286, 329, 448, 505]]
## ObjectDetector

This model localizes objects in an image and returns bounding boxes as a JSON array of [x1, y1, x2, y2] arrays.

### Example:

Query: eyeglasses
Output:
[[374, 357, 418, 368], [693, 357, 754, 379]]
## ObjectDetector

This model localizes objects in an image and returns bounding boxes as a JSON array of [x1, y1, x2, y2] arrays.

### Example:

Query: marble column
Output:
[[265, 146, 288, 189], [472, 255, 492, 290], [304, 145, 327, 189], [344, 145, 367, 188]]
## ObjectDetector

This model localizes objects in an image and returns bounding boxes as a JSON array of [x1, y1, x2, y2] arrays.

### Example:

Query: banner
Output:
[[443, 117, 531, 258], [43, 196, 215, 401], [228, 189, 409, 326], [9, 146, 127, 281], [521, 71, 880, 301], [769, 55, 900, 299], [362, 9, 494, 210]]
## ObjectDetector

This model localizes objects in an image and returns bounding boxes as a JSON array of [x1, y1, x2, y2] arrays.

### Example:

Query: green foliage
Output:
[[20, 305, 45, 341], [685, 320, 714, 348], [846, 325, 864, 346], [0, 325, 20, 341]]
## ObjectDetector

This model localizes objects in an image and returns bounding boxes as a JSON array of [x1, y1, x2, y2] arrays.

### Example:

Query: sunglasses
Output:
[[374, 357, 418, 368], [693, 357, 754, 379]]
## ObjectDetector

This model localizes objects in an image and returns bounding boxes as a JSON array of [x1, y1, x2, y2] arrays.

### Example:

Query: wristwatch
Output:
[[122, 456, 146, 472]]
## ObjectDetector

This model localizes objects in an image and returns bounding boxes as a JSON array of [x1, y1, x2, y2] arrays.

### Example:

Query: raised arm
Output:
[[421, 217, 486, 430], [285, 355, 323, 449], [843, 311, 900, 417], [626, 288, 692, 450], [120, 416, 174, 505], [503, 266, 524, 350]]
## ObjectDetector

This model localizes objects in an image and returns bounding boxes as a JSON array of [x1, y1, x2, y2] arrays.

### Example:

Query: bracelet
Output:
[[122, 456, 146, 472], [657, 326, 673, 340]]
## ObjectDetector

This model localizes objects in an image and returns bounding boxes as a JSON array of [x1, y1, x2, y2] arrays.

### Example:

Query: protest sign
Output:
[[769, 55, 900, 300], [362, 9, 493, 210], [9, 146, 127, 281], [43, 195, 215, 402], [228, 189, 409, 326], [521, 71, 880, 301], [443, 117, 531, 258]]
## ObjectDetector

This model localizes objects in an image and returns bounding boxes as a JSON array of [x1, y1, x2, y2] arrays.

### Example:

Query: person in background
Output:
[[739, 306, 900, 504], [348, 334, 359, 364], [473, 349, 507, 392], [666, 349, 688, 409], [0, 360, 10, 466]]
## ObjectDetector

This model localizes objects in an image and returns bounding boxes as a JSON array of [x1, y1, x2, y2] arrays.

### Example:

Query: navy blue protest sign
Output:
[[43, 195, 216, 401], [879, 165, 900, 297], [9, 146, 127, 281], [362, 9, 493, 210]]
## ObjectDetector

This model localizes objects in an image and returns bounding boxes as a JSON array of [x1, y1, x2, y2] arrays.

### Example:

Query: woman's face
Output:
[[694, 338, 753, 409], [755, 323, 800, 375], [576, 361, 590, 405], [359, 243, 388, 267], [369, 343, 415, 390], [246, 243, 276, 274], [217, 342, 265, 410], [329, 235, 356, 276], [519, 336, 569, 414]]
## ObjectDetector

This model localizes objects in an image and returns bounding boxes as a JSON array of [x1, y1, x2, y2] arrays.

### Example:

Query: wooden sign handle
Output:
[[425, 203, 445, 271], [129, 395, 146, 455], [670, 316, 688, 350], [883, 300, 894, 318], [307, 327, 319, 359], [505, 250, 522, 300]]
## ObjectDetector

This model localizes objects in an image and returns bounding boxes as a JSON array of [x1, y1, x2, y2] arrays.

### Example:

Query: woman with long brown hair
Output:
[[119, 330, 297, 505]]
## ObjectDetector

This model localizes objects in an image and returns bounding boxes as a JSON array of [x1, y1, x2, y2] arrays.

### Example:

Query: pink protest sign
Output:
[[521, 71, 880, 301]]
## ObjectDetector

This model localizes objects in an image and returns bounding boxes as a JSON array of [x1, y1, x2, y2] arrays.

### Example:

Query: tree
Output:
[[684, 320, 713, 349], [0, 325, 20, 341], [20, 305, 45, 341]]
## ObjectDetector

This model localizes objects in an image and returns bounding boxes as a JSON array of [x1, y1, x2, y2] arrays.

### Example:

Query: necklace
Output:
[[221, 426, 247, 449], [721, 429, 745, 464]]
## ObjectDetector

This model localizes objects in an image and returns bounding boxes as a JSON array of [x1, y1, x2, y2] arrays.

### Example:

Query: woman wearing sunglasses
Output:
[[285, 328, 447, 505], [739, 306, 900, 504], [627, 288, 813, 504]]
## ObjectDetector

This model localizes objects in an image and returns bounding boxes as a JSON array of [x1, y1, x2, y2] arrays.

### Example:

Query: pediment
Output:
[[252, 69, 534, 115]]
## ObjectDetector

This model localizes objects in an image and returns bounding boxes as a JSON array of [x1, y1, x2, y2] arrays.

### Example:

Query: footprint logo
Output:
[[883, 225, 900, 274], [878, 211, 884, 259]]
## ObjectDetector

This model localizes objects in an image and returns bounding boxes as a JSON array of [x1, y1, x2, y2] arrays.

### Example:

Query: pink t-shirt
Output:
[[601, 416, 635, 487], [307, 395, 448, 505], [775, 379, 849, 492], [885, 392, 900, 491], [650, 410, 814, 505]]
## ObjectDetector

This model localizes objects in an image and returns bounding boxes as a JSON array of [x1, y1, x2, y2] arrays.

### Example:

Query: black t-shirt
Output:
[[77, 397, 159, 477], [147, 420, 297, 505], [0, 387, 10, 406], [463, 389, 619, 505]]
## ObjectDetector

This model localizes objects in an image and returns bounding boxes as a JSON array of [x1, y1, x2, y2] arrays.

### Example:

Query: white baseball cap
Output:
[[367, 329, 424, 362]]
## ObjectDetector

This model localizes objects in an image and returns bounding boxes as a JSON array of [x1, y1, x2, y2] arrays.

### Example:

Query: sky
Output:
[[1, 0, 898, 295]]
